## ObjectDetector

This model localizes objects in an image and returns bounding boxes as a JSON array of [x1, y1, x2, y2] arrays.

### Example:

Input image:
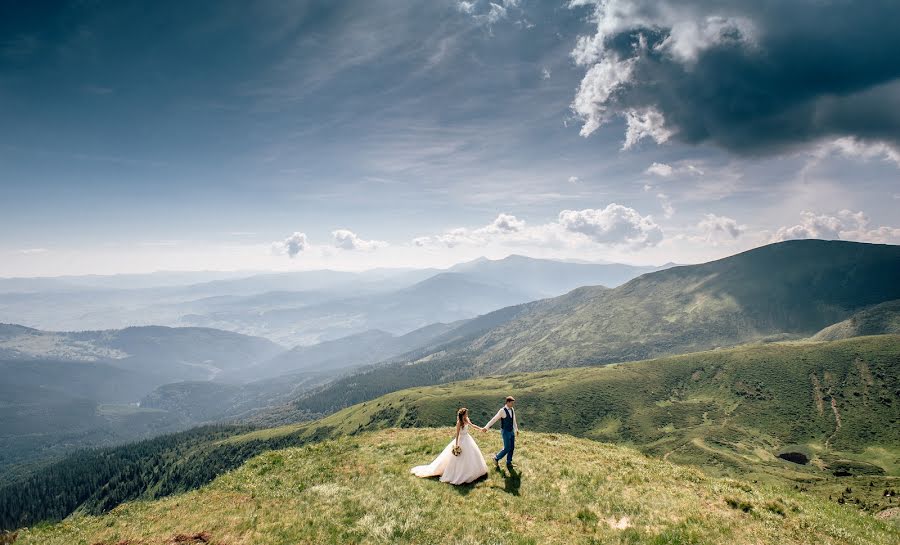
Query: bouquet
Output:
[[451, 444, 462, 456]]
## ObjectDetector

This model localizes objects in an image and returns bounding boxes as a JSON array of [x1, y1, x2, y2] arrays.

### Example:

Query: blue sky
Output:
[[2, 0, 898, 276]]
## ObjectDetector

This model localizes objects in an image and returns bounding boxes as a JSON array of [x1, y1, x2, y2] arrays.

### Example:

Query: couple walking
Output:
[[411, 396, 519, 485]]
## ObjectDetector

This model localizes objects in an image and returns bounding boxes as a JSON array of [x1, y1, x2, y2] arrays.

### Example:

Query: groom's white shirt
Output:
[[484, 406, 518, 432]]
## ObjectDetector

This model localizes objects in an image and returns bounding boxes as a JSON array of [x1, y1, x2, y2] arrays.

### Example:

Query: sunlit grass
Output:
[[18, 429, 898, 545]]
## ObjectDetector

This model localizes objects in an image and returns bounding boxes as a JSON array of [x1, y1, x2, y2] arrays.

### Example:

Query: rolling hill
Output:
[[0, 324, 285, 383], [4, 335, 897, 531], [229, 323, 461, 382], [11, 428, 897, 545], [0, 256, 661, 346], [285, 240, 900, 416], [0, 325, 285, 482], [812, 299, 900, 341]]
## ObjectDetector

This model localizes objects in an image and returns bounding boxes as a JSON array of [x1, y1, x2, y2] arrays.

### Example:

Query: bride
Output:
[[411, 407, 488, 485]]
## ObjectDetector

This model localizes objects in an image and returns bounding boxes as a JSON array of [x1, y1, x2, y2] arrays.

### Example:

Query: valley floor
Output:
[[16, 428, 898, 545]]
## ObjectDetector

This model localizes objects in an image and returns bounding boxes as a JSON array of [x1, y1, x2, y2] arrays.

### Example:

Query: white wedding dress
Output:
[[411, 425, 488, 485]]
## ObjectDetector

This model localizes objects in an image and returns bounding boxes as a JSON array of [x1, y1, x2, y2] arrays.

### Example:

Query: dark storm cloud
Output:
[[570, 0, 900, 155]]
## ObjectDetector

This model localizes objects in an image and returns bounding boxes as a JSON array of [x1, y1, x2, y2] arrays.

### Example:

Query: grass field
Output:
[[14, 428, 899, 545]]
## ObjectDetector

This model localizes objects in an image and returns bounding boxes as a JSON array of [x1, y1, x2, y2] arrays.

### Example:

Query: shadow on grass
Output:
[[417, 473, 489, 497], [494, 465, 521, 496], [451, 473, 489, 496]]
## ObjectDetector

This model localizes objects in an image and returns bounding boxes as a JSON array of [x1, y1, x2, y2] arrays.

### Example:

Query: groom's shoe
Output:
[[493, 458, 500, 468]]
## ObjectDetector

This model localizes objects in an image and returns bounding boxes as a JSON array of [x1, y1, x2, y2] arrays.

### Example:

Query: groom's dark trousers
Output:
[[495, 429, 515, 465]]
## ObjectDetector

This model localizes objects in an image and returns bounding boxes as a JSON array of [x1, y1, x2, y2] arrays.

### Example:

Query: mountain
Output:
[[812, 299, 900, 340], [0, 256, 661, 345], [137, 374, 324, 424], [10, 429, 897, 545], [136, 321, 467, 427], [0, 324, 285, 383], [279, 240, 900, 418], [230, 322, 462, 382], [5, 334, 897, 531], [174, 272, 537, 345], [0, 324, 286, 481], [0, 269, 435, 339], [449, 254, 667, 296], [446, 240, 900, 373]]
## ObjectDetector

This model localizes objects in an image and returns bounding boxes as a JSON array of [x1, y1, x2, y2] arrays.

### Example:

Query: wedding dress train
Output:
[[411, 425, 488, 485]]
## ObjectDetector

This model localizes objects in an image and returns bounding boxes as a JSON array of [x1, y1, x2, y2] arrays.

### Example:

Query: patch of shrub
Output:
[[725, 497, 754, 513]]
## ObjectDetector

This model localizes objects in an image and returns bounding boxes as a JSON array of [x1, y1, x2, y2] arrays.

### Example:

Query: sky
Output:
[[1, 0, 898, 277]]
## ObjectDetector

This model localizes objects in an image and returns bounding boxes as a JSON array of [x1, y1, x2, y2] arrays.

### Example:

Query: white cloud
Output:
[[487, 213, 526, 233], [558, 204, 662, 247], [416, 206, 663, 250], [568, 175, 580, 183], [817, 137, 900, 167], [661, 15, 757, 63], [331, 229, 387, 251], [456, 1, 476, 14], [622, 107, 673, 149], [17, 248, 48, 255], [541, 67, 552, 79], [773, 210, 900, 244], [646, 162, 674, 177], [698, 214, 744, 240], [645, 161, 706, 178], [421, 213, 527, 248], [656, 193, 675, 219], [458, 0, 524, 27], [568, 1, 756, 146], [273, 232, 309, 258], [571, 56, 636, 137]]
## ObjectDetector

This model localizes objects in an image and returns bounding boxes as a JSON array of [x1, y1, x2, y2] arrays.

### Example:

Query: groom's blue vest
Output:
[[501, 407, 514, 432]]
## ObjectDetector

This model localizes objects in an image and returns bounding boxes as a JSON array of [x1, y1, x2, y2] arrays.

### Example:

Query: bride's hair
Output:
[[456, 407, 468, 427]]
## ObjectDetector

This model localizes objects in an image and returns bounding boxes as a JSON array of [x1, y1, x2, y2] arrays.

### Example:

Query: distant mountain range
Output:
[[0, 256, 666, 345], [284, 240, 900, 416]]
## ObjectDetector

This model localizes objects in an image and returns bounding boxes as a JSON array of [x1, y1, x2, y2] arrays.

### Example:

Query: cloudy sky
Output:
[[2, 0, 898, 276]]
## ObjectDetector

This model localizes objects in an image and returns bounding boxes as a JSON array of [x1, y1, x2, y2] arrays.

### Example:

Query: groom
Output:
[[483, 396, 519, 468]]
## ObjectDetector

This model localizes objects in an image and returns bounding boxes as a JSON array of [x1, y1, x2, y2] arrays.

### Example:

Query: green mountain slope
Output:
[[438, 239, 900, 372], [813, 300, 900, 340], [286, 240, 900, 417], [14, 429, 898, 545], [5, 335, 896, 531], [276, 335, 900, 475]]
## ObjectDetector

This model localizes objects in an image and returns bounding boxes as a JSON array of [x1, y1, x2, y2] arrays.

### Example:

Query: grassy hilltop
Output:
[[4, 335, 897, 531], [248, 336, 900, 475], [813, 300, 900, 341], [14, 428, 899, 545]]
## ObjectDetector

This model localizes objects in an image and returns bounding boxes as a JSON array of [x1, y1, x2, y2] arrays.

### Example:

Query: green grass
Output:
[[237, 335, 900, 465], [15, 428, 899, 545], [226, 335, 900, 514], [812, 299, 900, 340], [5, 335, 897, 531]]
